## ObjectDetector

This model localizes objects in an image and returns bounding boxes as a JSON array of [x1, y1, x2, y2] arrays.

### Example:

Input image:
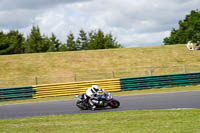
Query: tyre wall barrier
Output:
[[0, 86, 36, 101], [120, 72, 200, 91], [33, 79, 121, 98]]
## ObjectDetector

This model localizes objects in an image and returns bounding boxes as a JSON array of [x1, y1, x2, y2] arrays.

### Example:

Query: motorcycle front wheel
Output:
[[109, 100, 120, 108]]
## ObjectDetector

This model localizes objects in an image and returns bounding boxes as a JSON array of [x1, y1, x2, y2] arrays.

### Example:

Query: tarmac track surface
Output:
[[0, 91, 200, 120]]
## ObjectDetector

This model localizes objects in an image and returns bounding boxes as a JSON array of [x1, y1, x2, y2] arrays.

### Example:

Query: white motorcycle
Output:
[[76, 91, 120, 110]]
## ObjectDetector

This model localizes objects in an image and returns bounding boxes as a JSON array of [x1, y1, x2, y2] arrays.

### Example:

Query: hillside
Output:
[[1, 44, 200, 88]]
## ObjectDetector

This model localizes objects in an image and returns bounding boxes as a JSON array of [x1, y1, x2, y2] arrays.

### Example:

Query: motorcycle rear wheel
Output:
[[76, 100, 88, 110]]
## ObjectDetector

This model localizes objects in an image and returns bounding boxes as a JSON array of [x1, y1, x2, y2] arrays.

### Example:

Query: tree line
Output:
[[164, 10, 200, 45], [0, 26, 122, 55]]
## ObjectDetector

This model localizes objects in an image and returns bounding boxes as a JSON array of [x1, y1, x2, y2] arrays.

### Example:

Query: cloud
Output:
[[60, 0, 200, 47], [0, 0, 200, 47], [0, 10, 37, 29], [0, 0, 90, 11], [67, 0, 198, 32], [0, 0, 90, 29]]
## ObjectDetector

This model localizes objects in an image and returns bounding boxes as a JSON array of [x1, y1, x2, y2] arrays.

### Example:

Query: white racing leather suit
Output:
[[86, 85, 105, 110]]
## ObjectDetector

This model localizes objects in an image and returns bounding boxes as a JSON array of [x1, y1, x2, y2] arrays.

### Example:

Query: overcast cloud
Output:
[[0, 0, 199, 47]]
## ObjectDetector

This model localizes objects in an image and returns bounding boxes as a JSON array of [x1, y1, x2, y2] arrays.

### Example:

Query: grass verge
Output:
[[0, 109, 200, 133], [1, 85, 200, 105]]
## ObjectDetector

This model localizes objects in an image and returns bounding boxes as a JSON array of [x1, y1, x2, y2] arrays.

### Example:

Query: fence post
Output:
[[112, 71, 115, 78], [149, 68, 153, 76], [74, 73, 77, 82], [183, 65, 187, 73], [35, 76, 38, 85]]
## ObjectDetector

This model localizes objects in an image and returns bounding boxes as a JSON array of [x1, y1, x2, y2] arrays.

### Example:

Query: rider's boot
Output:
[[91, 105, 96, 111]]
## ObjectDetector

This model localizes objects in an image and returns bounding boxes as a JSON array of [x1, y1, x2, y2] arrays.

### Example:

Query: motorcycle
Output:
[[76, 91, 120, 110]]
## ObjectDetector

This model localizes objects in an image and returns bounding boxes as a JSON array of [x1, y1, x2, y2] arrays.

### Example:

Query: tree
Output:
[[0, 30, 25, 55], [25, 25, 42, 53], [25, 25, 52, 53], [104, 33, 122, 48], [88, 29, 122, 49], [49, 33, 61, 52], [77, 29, 89, 50], [164, 10, 200, 45], [66, 32, 77, 51], [89, 29, 105, 49]]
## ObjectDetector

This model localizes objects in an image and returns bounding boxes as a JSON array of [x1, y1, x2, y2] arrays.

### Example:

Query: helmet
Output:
[[92, 85, 99, 92]]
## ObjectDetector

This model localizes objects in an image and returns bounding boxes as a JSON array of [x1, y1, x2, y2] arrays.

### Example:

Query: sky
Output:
[[0, 0, 199, 47]]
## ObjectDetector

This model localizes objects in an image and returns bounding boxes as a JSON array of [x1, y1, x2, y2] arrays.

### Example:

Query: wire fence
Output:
[[1, 64, 200, 88]]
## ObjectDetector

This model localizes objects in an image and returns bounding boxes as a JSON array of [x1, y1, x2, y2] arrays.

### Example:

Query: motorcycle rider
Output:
[[86, 85, 105, 110]]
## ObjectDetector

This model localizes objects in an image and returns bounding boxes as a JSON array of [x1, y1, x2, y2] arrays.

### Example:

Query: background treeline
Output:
[[0, 26, 122, 55], [164, 9, 200, 45]]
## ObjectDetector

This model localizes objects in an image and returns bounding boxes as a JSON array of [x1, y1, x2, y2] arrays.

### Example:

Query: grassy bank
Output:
[[0, 109, 200, 133], [1, 44, 200, 88]]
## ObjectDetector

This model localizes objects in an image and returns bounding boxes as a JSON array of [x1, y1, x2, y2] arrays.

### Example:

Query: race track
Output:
[[1, 91, 200, 120]]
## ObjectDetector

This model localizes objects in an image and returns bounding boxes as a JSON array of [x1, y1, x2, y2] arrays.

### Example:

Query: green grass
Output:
[[1, 85, 200, 105], [0, 109, 200, 133], [1, 44, 200, 88]]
